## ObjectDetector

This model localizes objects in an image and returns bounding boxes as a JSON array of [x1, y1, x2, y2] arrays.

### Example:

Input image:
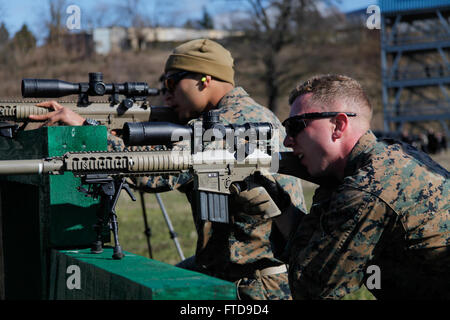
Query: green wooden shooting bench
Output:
[[0, 126, 236, 300]]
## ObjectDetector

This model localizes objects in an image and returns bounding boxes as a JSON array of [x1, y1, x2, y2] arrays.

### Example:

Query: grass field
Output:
[[115, 150, 449, 300]]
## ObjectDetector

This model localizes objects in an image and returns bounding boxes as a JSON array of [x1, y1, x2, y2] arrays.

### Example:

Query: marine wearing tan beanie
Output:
[[164, 39, 235, 86]]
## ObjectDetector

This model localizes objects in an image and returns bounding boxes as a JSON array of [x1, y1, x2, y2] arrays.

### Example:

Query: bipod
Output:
[[78, 174, 136, 260]]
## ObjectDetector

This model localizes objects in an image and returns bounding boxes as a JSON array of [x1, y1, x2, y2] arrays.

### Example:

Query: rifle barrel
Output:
[[0, 158, 64, 175]]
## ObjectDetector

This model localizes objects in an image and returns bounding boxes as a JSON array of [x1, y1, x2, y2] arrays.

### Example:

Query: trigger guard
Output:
[[229, 182, 241, 195]]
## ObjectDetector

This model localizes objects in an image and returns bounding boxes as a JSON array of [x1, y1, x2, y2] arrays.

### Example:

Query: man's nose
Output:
[[164, 92, 173, 106], [283, 135, 294, 148]]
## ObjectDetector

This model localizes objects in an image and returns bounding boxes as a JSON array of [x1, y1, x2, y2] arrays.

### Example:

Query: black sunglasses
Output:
[[163, 71, 194, 93], [282, 112, 357, 137]]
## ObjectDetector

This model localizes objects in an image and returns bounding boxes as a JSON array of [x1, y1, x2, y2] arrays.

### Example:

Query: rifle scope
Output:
[[21, 72, 160, 106], [123, 122, 193, 146], [123, 110, 273, 148]]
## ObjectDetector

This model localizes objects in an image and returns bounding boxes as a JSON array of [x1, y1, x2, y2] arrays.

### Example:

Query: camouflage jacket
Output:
[[288, 130, 450, 300], [131, 87, 307, 281]]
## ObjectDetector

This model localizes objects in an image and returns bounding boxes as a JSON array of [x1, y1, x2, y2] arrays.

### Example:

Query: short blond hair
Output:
[[289, 74, 372, 124]]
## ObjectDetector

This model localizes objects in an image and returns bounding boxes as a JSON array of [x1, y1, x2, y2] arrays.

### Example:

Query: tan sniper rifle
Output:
[[0, 100, 177, 131], [0, 111, 282, 259], [0, 72, 179, 137]]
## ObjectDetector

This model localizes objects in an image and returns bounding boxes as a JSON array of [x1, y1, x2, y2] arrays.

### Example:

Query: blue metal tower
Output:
[[380, 0, 450, 138]]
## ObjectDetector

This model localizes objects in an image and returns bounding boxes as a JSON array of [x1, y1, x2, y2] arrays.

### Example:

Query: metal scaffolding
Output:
[[380, 0, 450, 137]]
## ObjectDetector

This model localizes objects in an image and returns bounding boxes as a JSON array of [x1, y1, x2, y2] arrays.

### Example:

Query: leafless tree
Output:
[[115, 0, 155, 51], [46, 0, 67, 45], [231, 0, 333, 113]]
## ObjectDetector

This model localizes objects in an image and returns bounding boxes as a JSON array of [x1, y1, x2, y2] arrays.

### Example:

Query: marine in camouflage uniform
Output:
[[282, 74, 450, 300], [287, 131, 449, 299], [114, 39, 307, 300], [22, 39, 307, 300], [139, 86, 306, 300]]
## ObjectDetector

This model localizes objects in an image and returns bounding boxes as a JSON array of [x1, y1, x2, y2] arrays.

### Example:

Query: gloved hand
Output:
[[231, 185, 281, 219], [251, 169, 293, 212], [250, 170, 304, 243]]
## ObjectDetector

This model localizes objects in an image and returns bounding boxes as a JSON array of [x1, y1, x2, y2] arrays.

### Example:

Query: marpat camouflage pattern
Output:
[[288, 130, 449, 299]]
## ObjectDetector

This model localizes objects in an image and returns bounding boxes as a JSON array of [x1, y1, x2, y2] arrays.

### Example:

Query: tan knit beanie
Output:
[[164, 39, 235, 86]]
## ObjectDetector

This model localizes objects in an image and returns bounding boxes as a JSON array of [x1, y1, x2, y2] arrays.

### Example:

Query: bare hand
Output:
[[28, 101, 85, 127]]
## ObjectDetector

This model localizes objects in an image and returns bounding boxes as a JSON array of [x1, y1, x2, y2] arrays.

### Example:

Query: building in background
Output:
[[92, 27, 129, 55], [380, 0, 450, 139], [90, 26, 241, 54]]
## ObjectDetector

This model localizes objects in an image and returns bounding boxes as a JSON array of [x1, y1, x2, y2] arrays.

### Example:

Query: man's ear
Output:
[[200, 75, 212, 89], [332, 113, 349, 140]]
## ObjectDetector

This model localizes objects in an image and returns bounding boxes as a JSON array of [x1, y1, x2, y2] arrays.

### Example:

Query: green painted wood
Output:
[[1, 126, 237, 300], [0, 126, 109, 247], [46, 126, 109, 247], [50, 248, 236, 300], [0, 126, 108, 299]]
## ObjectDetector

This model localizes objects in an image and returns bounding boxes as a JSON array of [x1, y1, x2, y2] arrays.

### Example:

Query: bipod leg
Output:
[[91, 215, 105, 254], [103, 180, 121, 260], [99, 178, 124, 259], [110, 210, 123, 260], [80, 180, 108, 254], [155, 193, 185, 261], [109, 178, 136, 260], [81, 175, 136, 260], [139, 191, 153, 259]]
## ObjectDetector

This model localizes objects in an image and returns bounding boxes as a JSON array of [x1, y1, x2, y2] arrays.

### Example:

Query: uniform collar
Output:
[[216, 87, 248, 109], [344, 130, 377, 177]]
